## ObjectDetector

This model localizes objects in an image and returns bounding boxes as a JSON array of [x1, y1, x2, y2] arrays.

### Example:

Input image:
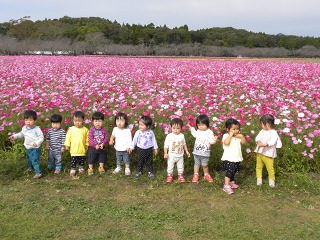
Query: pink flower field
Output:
[[0, 56, 319, 172]]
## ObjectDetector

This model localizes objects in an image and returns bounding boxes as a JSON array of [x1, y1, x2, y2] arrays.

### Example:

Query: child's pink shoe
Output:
[[223, 184, 234, 194], [192, 173, 199, 183], [166, 174, 173, 183], [178, 173, 185, 183], [204, 173, 214, 182], [230, 181, 239, 189]]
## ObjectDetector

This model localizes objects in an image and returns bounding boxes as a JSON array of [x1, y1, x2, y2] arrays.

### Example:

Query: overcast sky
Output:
[[1, 0, 319, 37]]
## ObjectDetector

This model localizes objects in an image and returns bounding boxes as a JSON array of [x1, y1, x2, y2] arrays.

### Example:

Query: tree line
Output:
[[1, 16, 320, 57]]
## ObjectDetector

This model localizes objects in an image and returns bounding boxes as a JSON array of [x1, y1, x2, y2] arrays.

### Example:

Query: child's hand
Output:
[[65, 146, 70, 151], [109, 139, 114, 145], [46, 145, 50, 150], [164, 153, 168, 159], [127, 148, 132, 154], [154, 149, 158, 155], [33, 142, 38, 147], [257, 140, 266, 147], [61, 148, 65, 153], [99, 143, 104, 149], [95, 144, 100, 150], [187, 124, 192, 129], [186, 151, 191, 158]]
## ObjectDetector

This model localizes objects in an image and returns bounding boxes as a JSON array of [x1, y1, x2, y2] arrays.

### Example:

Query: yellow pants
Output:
[[256, 153, 275, 180]]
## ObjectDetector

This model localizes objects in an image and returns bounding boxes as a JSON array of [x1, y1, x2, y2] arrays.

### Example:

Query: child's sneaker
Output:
[[70, 169, 76, 177], [223, 184, 234, 194], [230, 181, 239, 189], [192, 173, 199, 183], [125, 168, 131, 176], [88, 168, 94, 175], [257, 178, 262, 186], [269, 179, 275, 187], [166, 174, 173, 183], [27, 168, 33, 173], [148, 172, 156, 180], [54, 168, 61, 174], [204, 173, 214, 182], [134, 172, 142, 179], [178, 173, 185, 183], [33, 173, 42, 179], [113, 167, 121, 174], [98, 167, 105, 174], [79, 167, 85, 175]]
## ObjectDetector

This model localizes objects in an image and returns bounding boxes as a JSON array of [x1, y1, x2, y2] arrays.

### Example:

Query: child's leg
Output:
[[47, 149, 55, 169], [137, 148, 145, 173], [256, 153, 265, 179], [176, 156, 184, 174], [123, 152, 131, 175], [202, 165, 209, 174], [193, 155, 201, 174], [145, 148, 154, 174], [263, 156, 275, 180], [55, 151, 63, 169], [71, 156, 77, 170], [167, 155, 175, 175], [116, 151, 123, 169], [26, 150, 33, 170], [28, 148, 42, 174], [78, 156, 85, 171]]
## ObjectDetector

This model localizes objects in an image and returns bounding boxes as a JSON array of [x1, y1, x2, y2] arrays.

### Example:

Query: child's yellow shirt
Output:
[[64, 126, 89, 156]]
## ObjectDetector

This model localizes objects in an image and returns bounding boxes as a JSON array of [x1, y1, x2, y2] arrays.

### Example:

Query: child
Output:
[[109, 112, 132, 176], [88, 111, 108, 175], [64, 111, 89, 177], [188, 114, 217, 183], [129, 115, 158, 180], [164, 118, 190, 183], [9, 110, 44, 179], [46, 114, 66, 174], [221, 118, 246, 194], [255, 114, 282, 187]]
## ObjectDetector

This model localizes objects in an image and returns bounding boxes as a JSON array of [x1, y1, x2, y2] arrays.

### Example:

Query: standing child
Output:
[[46, 114, 66, 174], [255, 114, 282, 187], [64, 111, 89, 177], [88, 111, 108, 175], [109, 112, 132, 176], [9, 110, 44, 179], [129, 115, 158, 180], [221, 118, 246, 194], [164, 118, 190, 183], [188, 114, 217, 183]]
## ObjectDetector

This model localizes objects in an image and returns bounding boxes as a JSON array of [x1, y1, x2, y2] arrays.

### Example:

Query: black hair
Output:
[[195, 114, 210, 129], [50, 114, 62, 123], [170, 118, 183, 128], [139, 115, 153, 128], [260, 114, 275, 128], [224, 118, 241, 133], [114, 112, 129, 127], [92, 111, 104, 121], [24, 110, 37, 120], [73, 111, 85, 120]]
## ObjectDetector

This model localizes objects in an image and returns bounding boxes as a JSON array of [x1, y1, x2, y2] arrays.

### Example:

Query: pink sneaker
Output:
[[230, 181, 239, 189], [192, 173, 199, 183], [178, 173, 185, 183], [166, 174, 173, 183], [204, 173, 213, 182], [223, 185, 234, 194]]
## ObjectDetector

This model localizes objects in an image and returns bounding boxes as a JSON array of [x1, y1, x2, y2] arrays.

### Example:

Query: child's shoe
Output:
[[230, 181, 239, 189], [148, 172, 156, 180], [79, 167, 85, 175], [223, 184, 234, 194], [178, 173, 185, 183], [192, 173, 199, 183], [70, 169, 76, 177], [27, 168, 33, 173], [98, 167, 105, 174], [166, 174, 173, 183], [113, 167, 121, 174], [54, 168, 61, 174], [134, 172, 142, 179], [125, 168, 131, 176], [204, 173, 214, 182], [257, 178, 262, 186], [33, 173, 42, 179], [269, 179, 275, 187], [88, 168, 94, 175]]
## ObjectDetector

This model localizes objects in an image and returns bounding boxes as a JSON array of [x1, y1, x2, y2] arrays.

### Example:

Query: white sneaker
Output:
[[125, 168, 131, 176], [269, 179, 275, 187], [113, 167, 121, 174], [257, 178, 262, 186]]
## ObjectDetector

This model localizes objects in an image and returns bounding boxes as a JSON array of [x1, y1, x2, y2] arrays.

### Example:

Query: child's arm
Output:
[[151, 131, 158, 155], [235, 133, 246, 144], [64, 128, 71, 151], [61, 130, 66, 152], [34, 127, 44, 147], [109, 135, 115, 145], [223, 133, 233, 146], [184, 144, 191, 158], [164, 147, 168, 158]]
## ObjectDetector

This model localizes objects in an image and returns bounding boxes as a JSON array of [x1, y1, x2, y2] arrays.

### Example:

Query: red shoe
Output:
[[178, 173, 185, 183], [192, 173, 199, 183], [204, 173, 213, 182], [166, 174, 173, 183]]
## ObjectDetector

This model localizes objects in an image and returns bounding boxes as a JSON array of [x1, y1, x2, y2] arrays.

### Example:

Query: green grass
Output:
[[0, 158, 319, 240]]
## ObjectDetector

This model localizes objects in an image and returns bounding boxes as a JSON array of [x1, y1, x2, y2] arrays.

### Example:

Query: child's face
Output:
[[93, 119, 103, 129], [116, 117, 126, 129], [25, 117, 35, 128], [52, 122, 61, 130], [228, 124, 240, 136], [197, 122, 208, 131], [138, 120, 148, 131], [171, 124, 182, 135], [73, 117, 84, 128]]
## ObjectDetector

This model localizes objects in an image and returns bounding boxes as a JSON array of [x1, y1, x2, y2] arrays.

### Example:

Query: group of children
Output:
[[9, 110, 282, 194]]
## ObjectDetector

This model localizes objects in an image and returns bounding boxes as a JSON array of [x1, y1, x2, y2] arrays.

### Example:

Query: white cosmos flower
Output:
[[274, 119, 280, 125], [298, 112, 305, 118], [283, 128, 290, 133]]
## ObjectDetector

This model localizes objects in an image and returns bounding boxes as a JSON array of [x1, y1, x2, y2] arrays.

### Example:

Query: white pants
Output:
[[167, 155, 184, 174]]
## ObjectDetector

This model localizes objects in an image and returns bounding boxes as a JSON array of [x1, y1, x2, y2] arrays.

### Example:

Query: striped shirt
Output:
[[46, 128, 66, 152]]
